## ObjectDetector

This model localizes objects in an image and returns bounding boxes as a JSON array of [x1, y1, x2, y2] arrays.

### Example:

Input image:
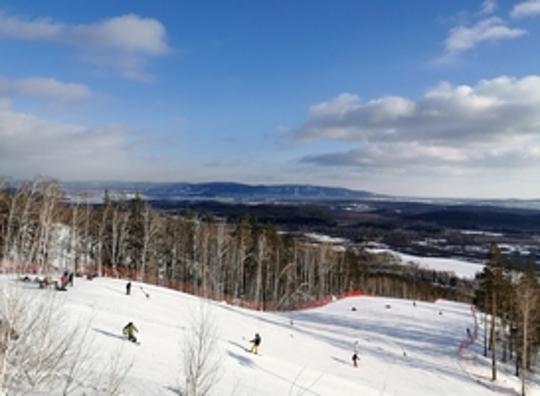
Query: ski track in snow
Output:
[[2, 276, 538, 396]]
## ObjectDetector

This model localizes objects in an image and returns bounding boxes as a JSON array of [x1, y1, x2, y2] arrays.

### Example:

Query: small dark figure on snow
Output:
[[352, 353, 359, 367], [413, 301, 416, 307], [123, 322, 138, 343], [126, 281, 132, 295], [250, 333, 261, 354], [68, 272, 74, 287], [466, 327, 472, 339], [351, 307, 357, 311]]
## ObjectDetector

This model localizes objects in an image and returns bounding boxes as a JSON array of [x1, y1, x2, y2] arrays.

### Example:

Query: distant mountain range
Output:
[[60, 181, 540, 210], [62, 181, 379, 202]]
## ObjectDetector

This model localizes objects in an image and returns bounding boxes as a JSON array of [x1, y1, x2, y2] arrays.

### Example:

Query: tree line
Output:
[[475, 243, 539, 395], [0, 177, 473, 310]]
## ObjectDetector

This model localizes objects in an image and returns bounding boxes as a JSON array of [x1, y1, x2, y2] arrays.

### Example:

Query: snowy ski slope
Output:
[[5, 276, 537, 395]]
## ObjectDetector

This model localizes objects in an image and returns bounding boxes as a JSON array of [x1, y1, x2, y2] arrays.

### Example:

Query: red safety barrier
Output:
[[3, 260, 368, 312], [0, 260, 44, 275], [458, 305, 479, 357]]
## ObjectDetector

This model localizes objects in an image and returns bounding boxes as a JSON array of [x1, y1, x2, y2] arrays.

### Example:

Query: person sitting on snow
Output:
[[123, 322, 138, 343], [250, 333, 261, 354]]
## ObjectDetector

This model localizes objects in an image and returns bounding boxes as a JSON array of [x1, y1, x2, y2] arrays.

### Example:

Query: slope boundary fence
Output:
[[457, 305, 519, 396]]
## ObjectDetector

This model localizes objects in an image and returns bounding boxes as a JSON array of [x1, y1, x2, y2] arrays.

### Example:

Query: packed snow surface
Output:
[[5, 277, 536, 395]]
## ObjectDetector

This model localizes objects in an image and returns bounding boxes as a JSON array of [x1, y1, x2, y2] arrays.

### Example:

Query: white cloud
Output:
[[0, 11, 170, 81], [0, 98, 167, 180], [441, 17, 525, 60], [0, 76, 92, 102], [480, 0, 497, 15], [308, 93, 361, 117], [511, 0, 540, 18], [0, 12, 62, 39], [295, 75, 540, 178], [302, 139, 540, 170]]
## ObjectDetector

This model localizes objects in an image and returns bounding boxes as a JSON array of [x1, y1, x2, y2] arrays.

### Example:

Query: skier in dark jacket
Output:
[[352, 353, 359, 367], [250, 333, 261, 354], [126, 281, 132, 295], [123, 322, 138, 343]]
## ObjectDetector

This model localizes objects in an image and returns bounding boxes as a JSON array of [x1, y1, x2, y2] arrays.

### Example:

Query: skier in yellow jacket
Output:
[[123, 322, 139, 343]]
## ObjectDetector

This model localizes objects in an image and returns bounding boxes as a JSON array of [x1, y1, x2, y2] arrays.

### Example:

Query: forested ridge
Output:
[[1, 177, 474, 309]]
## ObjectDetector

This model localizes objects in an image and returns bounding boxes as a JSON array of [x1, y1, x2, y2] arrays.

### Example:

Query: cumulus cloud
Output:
[[295, 75, 540, 174], [0, 11, 170, 81], [0, 76, 92, 102], [439, 17, 525, 61], [480, 0, 497, 15], [511, 0, 540, 18], [0, 98, 166, 180]]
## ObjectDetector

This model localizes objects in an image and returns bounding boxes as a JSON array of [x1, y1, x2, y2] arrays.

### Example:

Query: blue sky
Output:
[[1, 0, 540, 198]]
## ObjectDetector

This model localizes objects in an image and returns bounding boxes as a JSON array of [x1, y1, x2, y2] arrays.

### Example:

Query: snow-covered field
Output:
[[304, 233, 347, 244], [3, 276, 536, 395], [460, 230, 504, 237], [367, 248, 484, 279]]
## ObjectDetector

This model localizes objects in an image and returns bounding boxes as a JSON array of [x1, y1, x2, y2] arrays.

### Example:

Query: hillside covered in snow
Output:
[[1, 276, 535, 396]]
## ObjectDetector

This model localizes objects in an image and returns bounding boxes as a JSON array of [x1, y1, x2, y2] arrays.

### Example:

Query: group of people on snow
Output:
[[20, 270, 75, 291], [17, 274, 368, 370], [19, 274, 363, 368]]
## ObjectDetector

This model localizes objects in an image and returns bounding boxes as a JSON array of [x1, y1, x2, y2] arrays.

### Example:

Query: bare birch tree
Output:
[[0, 282, 131, 395], [516, 265, 538, 396], [181, 304, 222, 396], [140, 203, 161, 281]]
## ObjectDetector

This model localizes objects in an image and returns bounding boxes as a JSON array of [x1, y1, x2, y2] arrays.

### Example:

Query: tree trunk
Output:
[[491, 290, 497, 381], [522, 308, 528, 396]]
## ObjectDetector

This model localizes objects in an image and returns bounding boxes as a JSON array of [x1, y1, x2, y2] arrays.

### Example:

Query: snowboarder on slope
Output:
[[126, 281, 132, 295], [123, 322, 138, 343], [250, 333, 261, 354]]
